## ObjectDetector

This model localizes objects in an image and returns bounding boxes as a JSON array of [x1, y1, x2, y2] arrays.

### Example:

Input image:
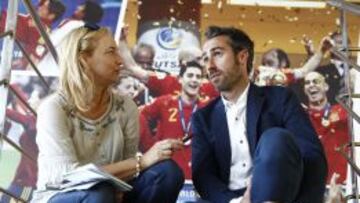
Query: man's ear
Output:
[[236, 49, 249, 66]]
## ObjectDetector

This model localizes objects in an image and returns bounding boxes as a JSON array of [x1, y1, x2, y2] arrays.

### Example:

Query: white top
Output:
[[31, 91, 139, 203]]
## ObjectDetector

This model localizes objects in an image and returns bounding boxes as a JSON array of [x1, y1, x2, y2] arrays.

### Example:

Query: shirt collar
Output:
[[221, 83, 250, 111], [330, 59, 345, 75]]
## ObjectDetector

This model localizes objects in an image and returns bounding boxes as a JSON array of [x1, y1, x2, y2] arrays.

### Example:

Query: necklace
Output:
[[321, 103, 331, 127], [178, 96, 198, 145]]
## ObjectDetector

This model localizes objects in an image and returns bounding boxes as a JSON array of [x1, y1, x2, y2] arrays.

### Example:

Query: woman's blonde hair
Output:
[[58, 26, 110, 112]]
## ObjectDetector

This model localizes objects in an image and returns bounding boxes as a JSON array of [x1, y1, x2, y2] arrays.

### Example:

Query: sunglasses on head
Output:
[[77, 22, 100, 52], [84, 22, 100, 31]]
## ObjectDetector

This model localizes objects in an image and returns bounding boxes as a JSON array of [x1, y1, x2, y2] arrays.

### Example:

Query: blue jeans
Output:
[[48, 182, 116, 203], [48, 160, 184, 203], [251, 127, 326, 203], [197, 128, 326, 203]]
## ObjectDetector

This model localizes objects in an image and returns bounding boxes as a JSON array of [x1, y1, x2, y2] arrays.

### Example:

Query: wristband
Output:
[[134, 152, 142, 178]]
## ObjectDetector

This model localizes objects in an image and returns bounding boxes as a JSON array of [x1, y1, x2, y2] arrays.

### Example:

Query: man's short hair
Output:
[[179, 60, 203, 77], [262, 48, 291, 68], [48, 0, 66, 22], [132, 43, 155, 58], [205, 26, 254, 74]]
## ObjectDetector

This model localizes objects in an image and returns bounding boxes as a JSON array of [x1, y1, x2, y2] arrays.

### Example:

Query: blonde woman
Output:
[[31, 24, 184, 203]]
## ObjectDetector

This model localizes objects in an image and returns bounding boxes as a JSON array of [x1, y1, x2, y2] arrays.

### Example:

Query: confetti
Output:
[[263, 39, 274, 47], [335, 18, 340, 26]]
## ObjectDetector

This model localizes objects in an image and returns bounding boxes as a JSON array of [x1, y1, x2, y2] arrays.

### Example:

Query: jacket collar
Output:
[[246, 83, 265, 156]]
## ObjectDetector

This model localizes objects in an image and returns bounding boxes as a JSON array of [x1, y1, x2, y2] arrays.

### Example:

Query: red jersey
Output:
[[199, 81, 219, 100], [6, 109, 38, 186], [139, 112, 156, 152], [306, 104, 349, 184], [0, 11, 51, 68], [254, 67, 296, 86], [147, 74, 219, 100], [281, 68, 296, 84], [147, 74, 181, 97], [140, 95, 209, 179]]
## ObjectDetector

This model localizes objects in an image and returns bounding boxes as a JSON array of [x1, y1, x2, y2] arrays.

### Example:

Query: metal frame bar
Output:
[[22, 0, 58, 63], [336, 142, 360, 177], [0, 30, 13, 39], [8, 84, 37, 117], [0, 187, 26, 203], [340, 47, 360, 52], [336, 94, 360, 124], [0, 0, 19, 141], [330, 48, 360, 72], [327, 0, 360, 16], [339, 5, 360, 202], [336, 142, 360, 201], [114, 0, 129, 44], [0, 132, 36, 162], [326, 0, 360, 201], [14, 38, 50, 90]]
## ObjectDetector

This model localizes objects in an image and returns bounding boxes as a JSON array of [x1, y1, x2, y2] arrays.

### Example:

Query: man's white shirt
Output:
[[221, 84, 252, 203]]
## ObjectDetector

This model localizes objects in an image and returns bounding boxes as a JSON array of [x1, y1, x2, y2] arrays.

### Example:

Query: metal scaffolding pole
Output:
[[0, 0, 19, 148], [326, 0, 360, 201], [22, 0, 58, 63], [339, 8, 360, 202]]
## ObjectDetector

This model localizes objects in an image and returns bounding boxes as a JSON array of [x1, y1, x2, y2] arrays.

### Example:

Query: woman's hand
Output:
[[141, 139, 184, 169]]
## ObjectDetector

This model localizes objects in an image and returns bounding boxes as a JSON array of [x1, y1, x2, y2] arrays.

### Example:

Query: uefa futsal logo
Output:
[[156, 27, 182, 50]]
